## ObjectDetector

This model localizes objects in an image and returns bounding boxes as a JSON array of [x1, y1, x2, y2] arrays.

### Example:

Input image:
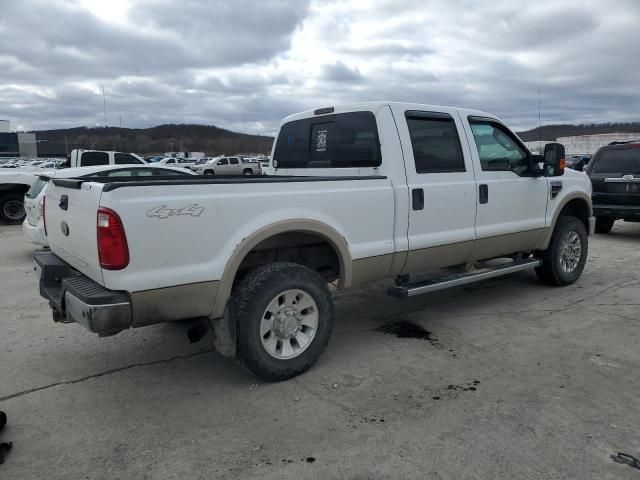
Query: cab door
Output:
[[216, 157, 230, 174], [390, 106, 478, 274], [460, 115, 549, 260]]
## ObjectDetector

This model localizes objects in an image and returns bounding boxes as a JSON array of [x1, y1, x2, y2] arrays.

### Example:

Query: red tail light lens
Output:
[[97, 207, 129, 270], [42, 195, 47, 236]]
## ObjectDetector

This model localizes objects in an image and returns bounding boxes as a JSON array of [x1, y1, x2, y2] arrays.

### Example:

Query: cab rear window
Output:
[[273, 111, 381, 168]]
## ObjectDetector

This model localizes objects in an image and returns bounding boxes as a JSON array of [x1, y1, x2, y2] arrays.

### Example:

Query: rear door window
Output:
[[406, 112, 465, 173], [593, 149, 640, 174], [273, 111, 381, 168], [229, 158, 239, 165], [80, 152, 109, 166]]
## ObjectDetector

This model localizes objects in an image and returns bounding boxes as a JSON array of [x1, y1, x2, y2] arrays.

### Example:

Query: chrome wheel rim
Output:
[[559, 230, 581, 273], [3, 200, 24, 220], [260, 289, 319, 360]]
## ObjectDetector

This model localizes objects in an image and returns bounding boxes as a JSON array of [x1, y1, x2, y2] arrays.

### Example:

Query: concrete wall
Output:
[[558, 133, 640, 156]]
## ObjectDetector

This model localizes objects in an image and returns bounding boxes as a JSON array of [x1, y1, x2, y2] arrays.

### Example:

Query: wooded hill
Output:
[[33, 124, 274, 155], [516, 122, 640, 142]]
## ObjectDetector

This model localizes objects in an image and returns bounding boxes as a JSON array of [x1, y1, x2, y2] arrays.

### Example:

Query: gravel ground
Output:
[[0, 222, 639, 479]]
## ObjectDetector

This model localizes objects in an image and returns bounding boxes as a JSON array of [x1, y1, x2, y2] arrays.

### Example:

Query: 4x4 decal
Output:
[[146, 204, 204, 219]]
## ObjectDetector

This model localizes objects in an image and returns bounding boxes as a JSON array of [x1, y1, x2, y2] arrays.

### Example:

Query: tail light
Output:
[[97, 207, 129, 270], [42, 195, 47, 236]]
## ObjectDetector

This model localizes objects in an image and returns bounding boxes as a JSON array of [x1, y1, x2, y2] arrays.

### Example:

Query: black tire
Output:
[[242, 169, 253, 175], [204, 170, 214, 175], [234, 262, 334, 381], [0, 410, 6, 431], [0, 193, 26, 224], [535, 216, 588, 286], [595, 216, 615, 234]]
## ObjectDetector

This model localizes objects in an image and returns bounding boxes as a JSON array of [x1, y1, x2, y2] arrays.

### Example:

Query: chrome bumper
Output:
[[34, 251, 132, 336], [64, 291, 131, 335]]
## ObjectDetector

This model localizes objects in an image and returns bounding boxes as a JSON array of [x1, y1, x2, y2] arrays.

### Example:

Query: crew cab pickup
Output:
[[35, 102, 595, 380]]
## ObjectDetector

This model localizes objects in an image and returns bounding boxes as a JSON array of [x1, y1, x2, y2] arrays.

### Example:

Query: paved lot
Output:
[[0, 222, 639, 479]]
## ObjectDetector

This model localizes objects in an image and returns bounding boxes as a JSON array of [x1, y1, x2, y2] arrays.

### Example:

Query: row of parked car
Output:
[[0, 158, 65, 169], [144, 155, 270, 175]]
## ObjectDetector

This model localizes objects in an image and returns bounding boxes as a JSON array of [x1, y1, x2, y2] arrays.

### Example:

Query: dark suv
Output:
[[586, 141, 640, 233]]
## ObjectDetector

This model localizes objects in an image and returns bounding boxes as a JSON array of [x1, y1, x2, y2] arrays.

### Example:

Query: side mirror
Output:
[[543, 143, 565, 177]]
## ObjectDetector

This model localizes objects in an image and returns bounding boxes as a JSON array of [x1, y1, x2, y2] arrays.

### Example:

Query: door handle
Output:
[[412, 188, 424, 210], [479, 184, 488, 204], [59, 195, 68, 211]]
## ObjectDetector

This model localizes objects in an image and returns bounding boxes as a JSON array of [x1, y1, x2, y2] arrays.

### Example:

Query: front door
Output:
[[461, 116, 549, 260], [391, 106, 478, 274]]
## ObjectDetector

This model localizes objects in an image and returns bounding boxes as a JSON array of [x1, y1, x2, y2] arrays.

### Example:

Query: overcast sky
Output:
[[1, 0, 640, 134]]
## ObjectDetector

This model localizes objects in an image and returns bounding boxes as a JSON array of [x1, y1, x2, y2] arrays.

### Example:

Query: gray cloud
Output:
[[0, 0, 639, 134]]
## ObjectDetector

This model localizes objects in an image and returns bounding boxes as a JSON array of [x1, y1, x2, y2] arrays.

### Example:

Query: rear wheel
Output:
[[535, 216, 588, 286], [0, 193, 26, 224], [595, 216, 615, 234], [234, 262, 334, 381], [242, 169, 253, 175]]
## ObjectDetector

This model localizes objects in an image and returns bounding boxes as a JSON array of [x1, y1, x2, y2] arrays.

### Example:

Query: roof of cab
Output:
[[279, 101, 499, 126]]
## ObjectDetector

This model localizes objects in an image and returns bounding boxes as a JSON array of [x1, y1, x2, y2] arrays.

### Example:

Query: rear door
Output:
[[588, 146, 640, 210], [461, 116, 548, 259], [390, 106, 478, 273], [228, 157, 241, 174]]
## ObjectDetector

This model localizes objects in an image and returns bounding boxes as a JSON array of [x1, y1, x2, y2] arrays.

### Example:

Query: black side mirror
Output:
[[543, 143, 565, 177]]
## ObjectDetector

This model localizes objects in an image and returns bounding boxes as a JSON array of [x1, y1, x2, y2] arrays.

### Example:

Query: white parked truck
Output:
[[35, 102, 594, 380], [0, 149, 146, 223]]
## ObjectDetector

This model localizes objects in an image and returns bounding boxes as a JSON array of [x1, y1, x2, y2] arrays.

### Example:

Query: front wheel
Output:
[[203, 170, 214, 176], [595, 216, 615, 234], [234, 262, 334, 381], [0, 193, 26, 224], [535, 216, 588, 286]]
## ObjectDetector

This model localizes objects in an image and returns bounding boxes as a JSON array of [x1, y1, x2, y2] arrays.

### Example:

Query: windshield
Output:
[[593, 149, 640, 174]]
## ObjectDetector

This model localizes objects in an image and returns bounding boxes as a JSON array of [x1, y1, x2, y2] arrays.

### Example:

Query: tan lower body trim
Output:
[[351, 254, 395, 288], [130, 281, 219, 327], [470, 229, 545, 261], [402, 240, 474, 275]]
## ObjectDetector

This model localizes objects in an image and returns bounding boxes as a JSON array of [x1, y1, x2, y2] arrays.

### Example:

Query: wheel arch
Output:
[[536, 193, 592, 250], [212, 219, 352, 319]]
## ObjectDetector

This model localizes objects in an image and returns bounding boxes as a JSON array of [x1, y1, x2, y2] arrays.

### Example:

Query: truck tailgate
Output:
[[45, 180, 105, 284]]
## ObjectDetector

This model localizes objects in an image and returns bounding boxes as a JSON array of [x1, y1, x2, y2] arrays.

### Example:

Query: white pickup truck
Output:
[[35, 102, 594, 380], [0, 149, 146, 224]]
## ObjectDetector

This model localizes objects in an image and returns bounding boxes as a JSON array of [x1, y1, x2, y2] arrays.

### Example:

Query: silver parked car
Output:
[[199, 156, 261, 175]]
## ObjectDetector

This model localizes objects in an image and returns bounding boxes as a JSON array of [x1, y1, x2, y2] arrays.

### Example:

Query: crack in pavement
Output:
[[0, 349, 214, 402]]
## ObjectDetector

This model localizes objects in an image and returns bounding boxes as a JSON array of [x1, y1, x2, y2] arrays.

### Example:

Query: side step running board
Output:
[[388, 258, 542, 298]]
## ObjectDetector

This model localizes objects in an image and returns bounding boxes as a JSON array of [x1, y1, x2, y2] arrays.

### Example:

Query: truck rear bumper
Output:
[[34, 251, 131, 335]]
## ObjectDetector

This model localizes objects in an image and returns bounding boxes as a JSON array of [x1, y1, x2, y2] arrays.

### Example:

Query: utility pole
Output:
[[102, 86, 107, 127], [538, 89, 542, 152]]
